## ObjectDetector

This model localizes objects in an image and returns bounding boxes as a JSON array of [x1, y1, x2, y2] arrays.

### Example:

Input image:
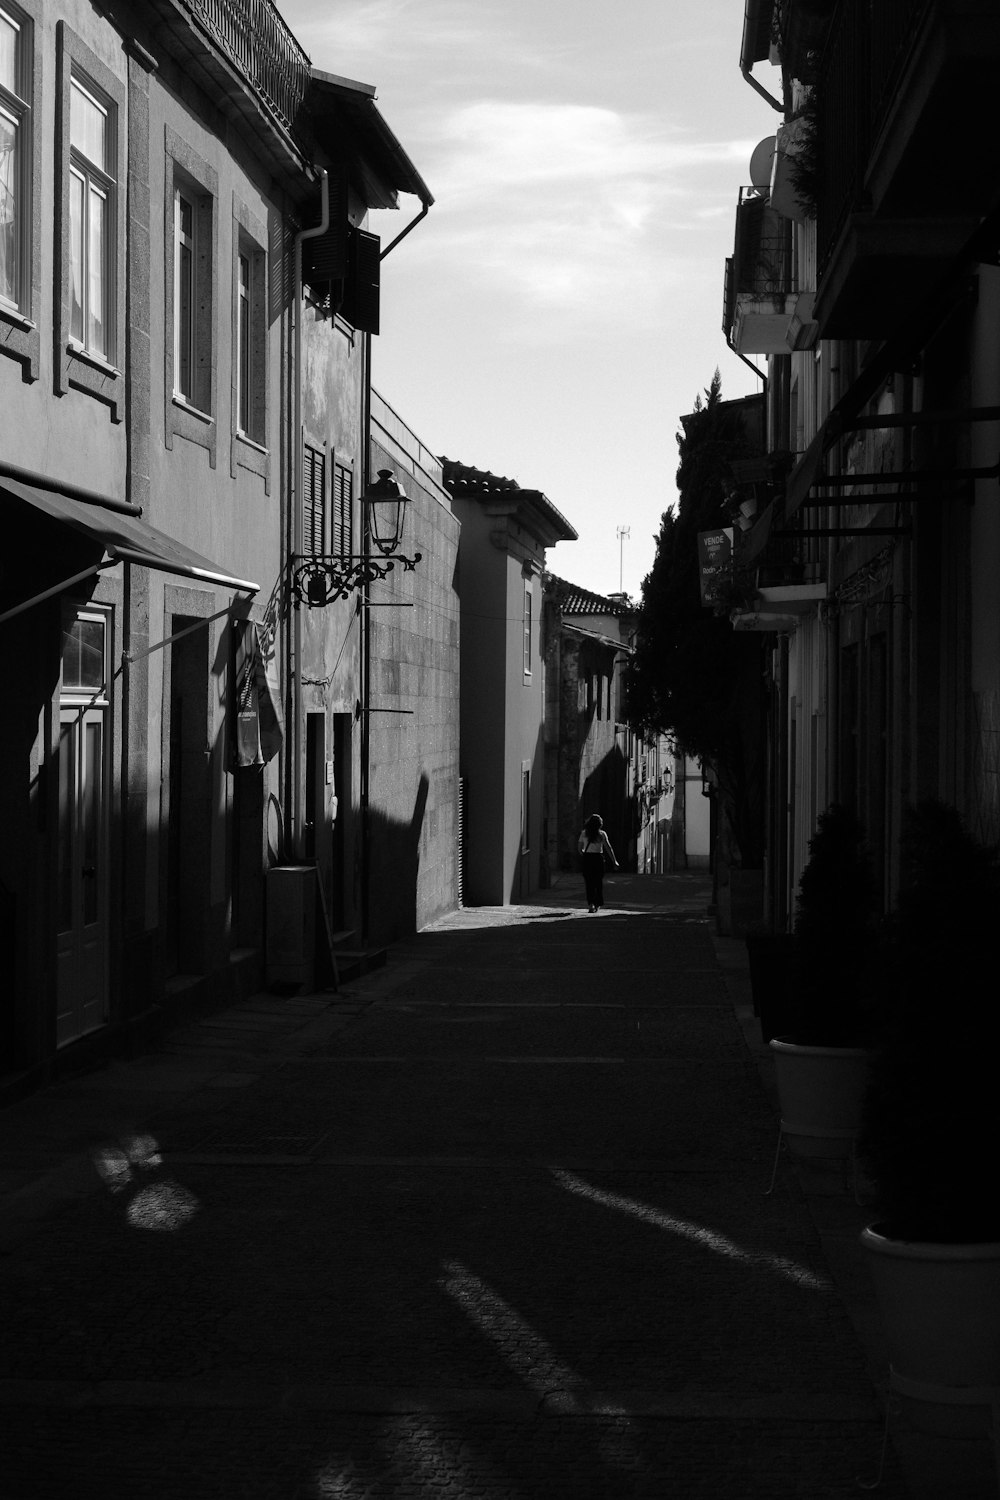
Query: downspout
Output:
[[379, 198, 430, 263], [290, 167, 330, 860], [360, 193, 432, 945], [741, 63, 784, 113]]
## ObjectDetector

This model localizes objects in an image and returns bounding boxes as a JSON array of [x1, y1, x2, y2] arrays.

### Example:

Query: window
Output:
[[234, 230, 265, 445], [174, 189, 194, 398], [68, 75, 113, 360], [164, 129, 216, 456], [523, 583, 532, 676], [61, 611, 108, 696], [237, 251, 250, 431], [55, 25, 124, 414], [0, 3, 28, 311], [303, 442, 326, 555], [0, 0, 37, 376], [332, 460, 352, 558], [231, 198, 268, 478], [170, 176, 212, 414]]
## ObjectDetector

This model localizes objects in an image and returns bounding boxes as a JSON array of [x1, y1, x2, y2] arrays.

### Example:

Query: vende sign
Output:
[[697, 528, 734, 606]]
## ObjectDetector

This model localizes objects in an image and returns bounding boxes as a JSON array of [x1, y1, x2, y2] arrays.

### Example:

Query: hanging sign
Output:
[[697, 527, 734, 606]]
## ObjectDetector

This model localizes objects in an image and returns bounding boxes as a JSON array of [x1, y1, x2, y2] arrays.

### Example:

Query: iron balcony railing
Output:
[[723, 187, 794, 339], [816, 0, 934, 272], [183, 0, 311, 130]]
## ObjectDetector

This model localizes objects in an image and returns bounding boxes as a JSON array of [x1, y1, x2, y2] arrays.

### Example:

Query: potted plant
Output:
[[745, 923, 796, 1043], [858, 802, 1000, 1434], [766, 804, 880, 1187]]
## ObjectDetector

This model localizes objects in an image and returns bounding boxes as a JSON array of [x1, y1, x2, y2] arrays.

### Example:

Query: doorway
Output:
[[55, 612, 110, 1046], [331, 713, 352, 932], [165, 619, 209, 976]]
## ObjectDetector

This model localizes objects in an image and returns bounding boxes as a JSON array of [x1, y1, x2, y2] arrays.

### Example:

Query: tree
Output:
[[629, 371, 765, 865]]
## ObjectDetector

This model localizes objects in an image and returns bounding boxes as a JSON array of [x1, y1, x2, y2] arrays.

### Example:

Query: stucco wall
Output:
[[366, 396, 461, 939]]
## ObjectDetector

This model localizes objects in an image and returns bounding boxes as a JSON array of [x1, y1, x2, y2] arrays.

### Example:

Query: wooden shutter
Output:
[[332, 461, 353, 558], [301, 166, 350, 292], [303, 443, 326, 555], [341, 228, 380, 334]]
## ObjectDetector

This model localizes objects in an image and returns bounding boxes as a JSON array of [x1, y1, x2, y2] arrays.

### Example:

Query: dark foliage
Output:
[[860, 802, 1000, 1240], [790, 804, 879, 1044], [629, 372, 765, 863]]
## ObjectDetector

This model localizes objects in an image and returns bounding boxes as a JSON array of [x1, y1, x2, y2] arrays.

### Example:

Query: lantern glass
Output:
[[365, 470, 408, 557]]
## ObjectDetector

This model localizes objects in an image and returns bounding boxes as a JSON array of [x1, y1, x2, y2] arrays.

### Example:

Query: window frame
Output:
[[230, 194, 268, 486], [522, 580, 532, 679], [68, 74, 114, 361], [0, 0, 38, 377], [0, 2, 29, 314], [163, 127, 217, 463], [173, 186, 195, 401], [302, 437, 327, 557], [55, 22, 125, 419], [332, 457, 353, 560]]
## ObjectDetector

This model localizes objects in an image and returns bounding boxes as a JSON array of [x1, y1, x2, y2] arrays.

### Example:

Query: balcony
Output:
[[814, 0, 1000, 336], [149, 0, 312, 181], [723, 189, 796, 355]]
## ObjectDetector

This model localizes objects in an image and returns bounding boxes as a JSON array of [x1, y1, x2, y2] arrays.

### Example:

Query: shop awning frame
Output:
[[1, 474, 259, 626]]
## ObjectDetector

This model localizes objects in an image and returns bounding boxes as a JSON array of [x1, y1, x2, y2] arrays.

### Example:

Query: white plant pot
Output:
[[769, 1036, 871, 1159], [861, 1224, 1000, 1437]]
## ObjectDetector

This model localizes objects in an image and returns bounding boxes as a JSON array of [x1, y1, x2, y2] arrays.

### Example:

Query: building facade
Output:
[[541, 575, 636, 877], [441, 461, 577, 906], [725, 0, 1000, 924], [0, 0, 435, 1092]]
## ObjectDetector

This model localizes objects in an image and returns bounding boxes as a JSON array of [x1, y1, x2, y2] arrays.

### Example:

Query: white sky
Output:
[[276, 0, 781, 600]]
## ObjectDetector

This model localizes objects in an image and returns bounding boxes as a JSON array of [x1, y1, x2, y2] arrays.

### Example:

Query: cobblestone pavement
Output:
[[1, 872, 996, 1498]]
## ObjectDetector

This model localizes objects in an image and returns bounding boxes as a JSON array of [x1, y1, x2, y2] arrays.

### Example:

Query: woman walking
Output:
[[578, 813, 618, 912]]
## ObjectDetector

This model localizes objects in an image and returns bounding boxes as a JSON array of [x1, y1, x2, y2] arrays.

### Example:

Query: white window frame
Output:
[[68, 73, 114, 362], [173, 187, 195, 401], [523, 581, 532, 678], [0, 2, 30, 315], [232, 218, 266, 455], [237, 248, 251, 434]]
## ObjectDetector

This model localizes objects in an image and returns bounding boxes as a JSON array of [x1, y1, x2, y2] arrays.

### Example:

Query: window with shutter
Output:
[[340, 227, 380, 334], [332, 460, 352, 558], [303, 442, 326, 556], [301, 165, 348, 304]]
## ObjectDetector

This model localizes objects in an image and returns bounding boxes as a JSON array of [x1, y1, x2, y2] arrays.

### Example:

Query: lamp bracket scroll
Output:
[[291, 551, 422, 608], [290, 468, 422, 608]]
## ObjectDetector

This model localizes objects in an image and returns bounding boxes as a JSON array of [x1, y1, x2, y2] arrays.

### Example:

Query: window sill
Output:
[[1, 302, 35, 332], [172, 394, 214, 427], [235, 431, 268, 457], [67, 342, 121, 379]]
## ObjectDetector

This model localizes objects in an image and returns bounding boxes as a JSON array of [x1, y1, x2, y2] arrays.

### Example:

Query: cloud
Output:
[[387, 100, 754, 322], [287, 0, 527, 73]]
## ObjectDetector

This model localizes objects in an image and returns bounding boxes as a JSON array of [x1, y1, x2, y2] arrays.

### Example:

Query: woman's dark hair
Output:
[[584, 814, 602, 839]]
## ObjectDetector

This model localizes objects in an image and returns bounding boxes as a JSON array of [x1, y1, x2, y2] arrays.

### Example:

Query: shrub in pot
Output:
[[858, 801, 1000, 1429], [787, 801, 879, 1046], [745, 926, 796, 1042], [767, 804, 880, 1179]]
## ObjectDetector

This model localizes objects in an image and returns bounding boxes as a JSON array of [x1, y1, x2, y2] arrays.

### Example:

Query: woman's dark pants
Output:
[[581, 853, 604, 909]]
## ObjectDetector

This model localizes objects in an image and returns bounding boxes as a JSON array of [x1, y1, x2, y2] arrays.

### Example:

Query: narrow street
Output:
[[0, 873, 992, 1498]]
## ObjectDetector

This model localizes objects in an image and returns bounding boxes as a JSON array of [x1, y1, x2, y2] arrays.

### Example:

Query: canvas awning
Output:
[[1, 474, 259, 625]]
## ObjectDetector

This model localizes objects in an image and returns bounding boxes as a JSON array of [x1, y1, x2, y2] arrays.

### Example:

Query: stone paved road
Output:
[[1, 873, 994, 1497]]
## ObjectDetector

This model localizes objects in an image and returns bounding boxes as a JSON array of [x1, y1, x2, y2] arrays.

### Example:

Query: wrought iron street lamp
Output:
[[291, 469, 422, 606]]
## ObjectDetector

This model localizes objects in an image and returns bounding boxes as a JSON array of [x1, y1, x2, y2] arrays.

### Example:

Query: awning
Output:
[[1, 475, 260, 595]]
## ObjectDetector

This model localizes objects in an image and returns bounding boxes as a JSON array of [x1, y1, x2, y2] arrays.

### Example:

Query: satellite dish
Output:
[[749, 136, 776, 191]]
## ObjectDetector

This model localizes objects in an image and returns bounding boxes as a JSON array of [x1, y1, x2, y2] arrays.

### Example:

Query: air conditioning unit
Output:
[[266, 865, 315, 987]]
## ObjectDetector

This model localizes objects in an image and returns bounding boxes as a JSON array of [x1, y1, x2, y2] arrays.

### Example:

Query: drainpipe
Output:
[[359, 193, 432, 945], [289, 168, 330, 861], [741, 62, 784, 113]]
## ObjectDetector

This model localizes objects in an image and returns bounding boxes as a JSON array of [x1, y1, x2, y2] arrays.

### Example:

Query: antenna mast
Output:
[[616, 525, 630, 594]]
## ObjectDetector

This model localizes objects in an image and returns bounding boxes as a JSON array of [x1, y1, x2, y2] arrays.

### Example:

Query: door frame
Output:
[[54, 605, 113, 1047]]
